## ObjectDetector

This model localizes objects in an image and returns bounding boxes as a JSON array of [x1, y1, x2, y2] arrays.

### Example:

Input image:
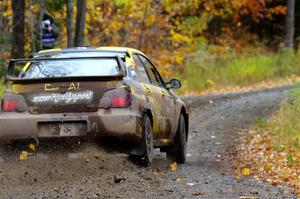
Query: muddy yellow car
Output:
[[1, 47, 189, 164]]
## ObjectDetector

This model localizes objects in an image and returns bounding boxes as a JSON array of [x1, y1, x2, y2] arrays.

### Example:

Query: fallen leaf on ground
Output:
[[170, 162, 177, 171], [234, 130, 300, 195], [19, 151, 29, 160], [271, 181, 278, 186], [192, 192, 204, 196], [242, 168, 251, 176], [154, 166, 161, 173]]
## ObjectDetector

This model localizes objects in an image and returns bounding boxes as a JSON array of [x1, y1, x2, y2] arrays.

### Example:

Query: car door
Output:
[[137, 54, 176, 140], [132, 54, 165, 138]]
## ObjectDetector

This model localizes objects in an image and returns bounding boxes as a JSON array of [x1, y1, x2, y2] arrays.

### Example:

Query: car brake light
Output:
[[2, 100, 17, 112], [1, 92, 28, 112], [111, 96, 129, 107], [99, 87, 132, 108]]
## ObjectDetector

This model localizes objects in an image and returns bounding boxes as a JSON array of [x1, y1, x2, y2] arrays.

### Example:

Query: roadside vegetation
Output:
[[178, 47, 300, 95], [235, 85, 300, 195], [0, 83, 4, 98]]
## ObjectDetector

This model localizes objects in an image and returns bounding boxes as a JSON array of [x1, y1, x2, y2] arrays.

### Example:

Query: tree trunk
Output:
[[66, 0, 74, 47], [74, 0, 86, 47], [35, 0, 45, 52], [29, 0, 36, 52], [284, 0, 295, 48], [11, 0, 25, 58]]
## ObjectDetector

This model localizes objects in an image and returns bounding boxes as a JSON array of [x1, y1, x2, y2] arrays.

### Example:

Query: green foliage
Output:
[[113, 0, 131, 9], [0, 82, 5, 99], [178, 46, 300, 93], [287, 153, 295, 164], [0, 59, 6, 78], [46, 0, 65, 11], [0, 30, 10, 78], [253, 116, 266, 128], [179, 15, 209, 36]]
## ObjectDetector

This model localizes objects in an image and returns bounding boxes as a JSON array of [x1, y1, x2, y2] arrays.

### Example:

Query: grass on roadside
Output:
[[235, 85, 300, 195], [178, 47, 300, 95], [269, 86, 300, 148]]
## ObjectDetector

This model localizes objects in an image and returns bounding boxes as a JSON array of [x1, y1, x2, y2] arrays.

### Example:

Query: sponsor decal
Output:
[[44, 82, 80, 92], [32, 90, 93, 104], [44, 84, 60, 91]]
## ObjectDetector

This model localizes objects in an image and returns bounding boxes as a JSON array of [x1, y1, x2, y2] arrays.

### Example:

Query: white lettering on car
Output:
[[32, 91, 93, 104]]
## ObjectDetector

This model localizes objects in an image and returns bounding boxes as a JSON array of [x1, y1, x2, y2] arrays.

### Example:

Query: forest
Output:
[[0, 0, 300, 94]]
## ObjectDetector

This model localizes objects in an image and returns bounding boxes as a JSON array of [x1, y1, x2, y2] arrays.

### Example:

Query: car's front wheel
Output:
[[166, 114, 187, 164]]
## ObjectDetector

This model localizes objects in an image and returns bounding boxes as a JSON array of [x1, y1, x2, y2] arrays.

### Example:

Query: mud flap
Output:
[[129, 114, 146, 156], [160, 139, 179, 153], [130, 137, 146, 156]]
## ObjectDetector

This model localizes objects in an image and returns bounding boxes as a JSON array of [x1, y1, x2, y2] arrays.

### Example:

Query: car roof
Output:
[[96, 47, 146, 56], [32, 46, 146, 57]]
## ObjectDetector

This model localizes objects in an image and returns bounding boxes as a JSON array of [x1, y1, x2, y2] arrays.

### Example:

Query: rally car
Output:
[[1, 47, 189, 164]]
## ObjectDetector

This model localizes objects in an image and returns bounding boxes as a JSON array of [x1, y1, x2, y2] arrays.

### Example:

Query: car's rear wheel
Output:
[[141, 115, 154, 165], [166, 114, 187, 164]]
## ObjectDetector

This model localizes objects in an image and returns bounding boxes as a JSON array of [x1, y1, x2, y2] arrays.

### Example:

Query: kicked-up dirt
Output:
[[0, 86, 297, 199]]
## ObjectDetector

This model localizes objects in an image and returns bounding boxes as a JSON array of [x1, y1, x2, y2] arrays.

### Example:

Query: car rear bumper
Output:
[[0, 109, 142, 142]]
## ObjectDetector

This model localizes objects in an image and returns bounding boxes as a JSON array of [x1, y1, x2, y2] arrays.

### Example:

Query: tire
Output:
[[141, 115, 154, 165], [166, 114, 187, 164]]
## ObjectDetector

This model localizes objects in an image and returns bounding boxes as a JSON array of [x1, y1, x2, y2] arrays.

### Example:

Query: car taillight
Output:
[[2, 100, 17, 112], [99, 87, 132, 108], [1, 92, 28, 112], [111, 96, 129, 107]]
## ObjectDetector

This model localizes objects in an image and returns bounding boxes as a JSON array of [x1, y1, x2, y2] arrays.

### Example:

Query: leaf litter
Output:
[[234, 130, 300, 195]]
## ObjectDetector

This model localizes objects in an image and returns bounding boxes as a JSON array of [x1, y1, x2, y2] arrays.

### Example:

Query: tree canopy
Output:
[[0, 0, 299, 78]]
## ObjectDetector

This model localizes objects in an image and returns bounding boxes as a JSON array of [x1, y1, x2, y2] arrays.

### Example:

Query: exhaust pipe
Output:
[[27, 137, 39, 148]]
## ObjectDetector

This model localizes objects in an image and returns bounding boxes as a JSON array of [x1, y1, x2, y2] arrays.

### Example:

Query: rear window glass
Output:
[[17, 58, 119, 79]]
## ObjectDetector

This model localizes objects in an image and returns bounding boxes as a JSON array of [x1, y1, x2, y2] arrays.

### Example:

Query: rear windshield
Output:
[[17, 58, 120, 79]]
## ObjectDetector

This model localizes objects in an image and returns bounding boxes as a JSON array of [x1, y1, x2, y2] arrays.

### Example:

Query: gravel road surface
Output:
[[0, 87, 296, 199]]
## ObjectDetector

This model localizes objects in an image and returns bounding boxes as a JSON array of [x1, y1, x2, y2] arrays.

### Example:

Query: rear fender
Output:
[[130, 110, 153, 156]]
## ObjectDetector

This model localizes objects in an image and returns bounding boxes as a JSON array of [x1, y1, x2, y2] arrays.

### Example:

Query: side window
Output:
[[132, 54, 150, 84], [138, 55, 163, 87]]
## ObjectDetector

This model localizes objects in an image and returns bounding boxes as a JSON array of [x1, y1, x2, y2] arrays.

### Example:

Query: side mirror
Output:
[[166, 79, 181, 89]]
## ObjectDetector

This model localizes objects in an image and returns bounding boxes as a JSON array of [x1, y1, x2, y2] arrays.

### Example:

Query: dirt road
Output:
[[0, 87, 296, 199]]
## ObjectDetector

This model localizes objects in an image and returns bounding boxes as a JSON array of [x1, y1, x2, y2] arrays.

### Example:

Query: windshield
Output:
[[17, 58, 120, 79]]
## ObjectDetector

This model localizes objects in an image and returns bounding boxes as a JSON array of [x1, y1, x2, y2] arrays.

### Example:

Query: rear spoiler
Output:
[[6, 56, 126, 81], [29, 49, 131, 58]]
